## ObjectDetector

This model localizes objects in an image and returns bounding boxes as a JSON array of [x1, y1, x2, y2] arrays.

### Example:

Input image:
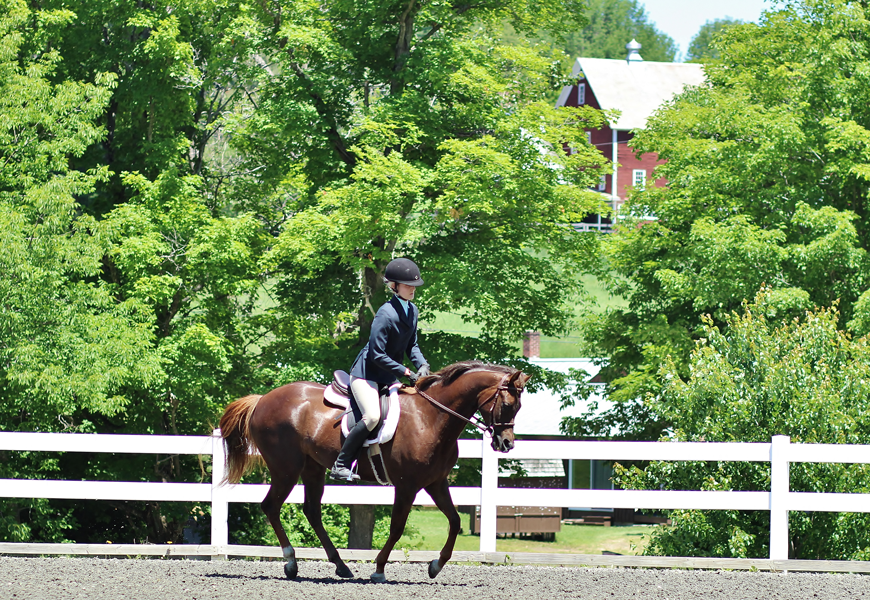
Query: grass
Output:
[[419, 274, 627, 359], [394, 508, 652, 556]]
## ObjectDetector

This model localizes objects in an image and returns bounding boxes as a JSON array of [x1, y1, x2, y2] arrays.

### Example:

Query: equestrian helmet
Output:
[[384, 258, 424, 286]]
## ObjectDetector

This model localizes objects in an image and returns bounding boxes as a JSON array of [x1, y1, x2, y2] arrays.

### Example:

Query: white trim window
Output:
[[577, 83, 586, 105], [632, 169, 647, 190], [598, 174, 606, 191]]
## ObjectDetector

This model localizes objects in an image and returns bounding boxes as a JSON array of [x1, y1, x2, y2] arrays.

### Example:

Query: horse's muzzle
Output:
[[491, 432, 515, 453]]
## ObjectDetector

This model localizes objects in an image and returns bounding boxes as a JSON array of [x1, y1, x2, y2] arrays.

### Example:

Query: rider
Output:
[[330, 258, 431, 482]]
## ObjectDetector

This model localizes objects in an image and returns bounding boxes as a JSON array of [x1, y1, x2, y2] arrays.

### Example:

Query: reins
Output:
[[413, 373, 516, 436]]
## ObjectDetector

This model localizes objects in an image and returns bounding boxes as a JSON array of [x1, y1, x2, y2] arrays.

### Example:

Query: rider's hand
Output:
[[407, 370, 420, 385], [417, 364, 431, 378]]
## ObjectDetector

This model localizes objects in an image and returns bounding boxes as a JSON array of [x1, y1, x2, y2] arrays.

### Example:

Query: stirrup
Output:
[[329, 463, 360, 482]]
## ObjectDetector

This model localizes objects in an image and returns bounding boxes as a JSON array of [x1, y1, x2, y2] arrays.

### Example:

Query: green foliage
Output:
[[848, 288, 870, 336], [229, 501, 419, 549], [0, 0, 157, 430], [0, 0, 176, 542], [373, 505, 421, 549], [500, 0, 677, 62], [686, 18, 743, 62], [1, 0, 601, 546], [247, 24, 610, 346], [230, 502, 350, 548], [575, 0, 870, 441], [617, 290, 870, 560], [101, 168, 266, 433], [557, 0, 677, 62], [0, 497, 77, 544]]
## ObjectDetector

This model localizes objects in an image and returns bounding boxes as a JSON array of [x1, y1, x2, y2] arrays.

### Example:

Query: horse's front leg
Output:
[[371, 488, 416, 583], [423, 477, 461, 578]]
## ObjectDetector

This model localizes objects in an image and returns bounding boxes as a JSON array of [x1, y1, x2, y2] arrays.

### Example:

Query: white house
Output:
[[519, 357, 615, 496]]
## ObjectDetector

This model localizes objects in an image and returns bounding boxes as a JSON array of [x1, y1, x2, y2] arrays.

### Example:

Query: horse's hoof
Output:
[[428, 558, 442, 579], [284, 560, 298, 580], [370, 572, 387, 583], [335, 564, 353, 578]]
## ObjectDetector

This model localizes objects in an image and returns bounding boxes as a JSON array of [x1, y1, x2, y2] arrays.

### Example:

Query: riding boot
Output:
[[330, 420, 370, 482]]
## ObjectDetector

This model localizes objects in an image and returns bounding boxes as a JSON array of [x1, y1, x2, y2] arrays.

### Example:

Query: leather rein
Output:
[[413, 373, 516, 436]]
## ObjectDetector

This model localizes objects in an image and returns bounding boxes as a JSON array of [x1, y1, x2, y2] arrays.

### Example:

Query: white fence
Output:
[[2, 431, 870, 571]]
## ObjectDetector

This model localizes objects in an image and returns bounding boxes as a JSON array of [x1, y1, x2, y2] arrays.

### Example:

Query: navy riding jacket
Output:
[[350, 295, 427, 384]]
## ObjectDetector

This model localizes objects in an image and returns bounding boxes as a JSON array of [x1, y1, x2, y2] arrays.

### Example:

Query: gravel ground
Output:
[[3, 556, 870, 599]]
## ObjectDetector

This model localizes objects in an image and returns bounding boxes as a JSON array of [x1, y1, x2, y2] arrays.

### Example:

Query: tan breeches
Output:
[[349, 377, 381, 431]]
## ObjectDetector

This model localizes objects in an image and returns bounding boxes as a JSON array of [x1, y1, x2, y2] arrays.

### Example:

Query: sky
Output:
[[641, 0, 773, 61]]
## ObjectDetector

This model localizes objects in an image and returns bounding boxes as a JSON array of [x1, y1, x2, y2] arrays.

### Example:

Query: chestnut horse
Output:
[[219, 360, 528, 582]]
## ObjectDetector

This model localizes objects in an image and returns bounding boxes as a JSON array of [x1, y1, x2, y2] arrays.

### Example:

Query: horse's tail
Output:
[[219, 394, 263, 484]]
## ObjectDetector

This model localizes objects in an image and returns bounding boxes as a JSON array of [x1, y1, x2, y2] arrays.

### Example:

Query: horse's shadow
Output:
[[205, 572, 470, 587]]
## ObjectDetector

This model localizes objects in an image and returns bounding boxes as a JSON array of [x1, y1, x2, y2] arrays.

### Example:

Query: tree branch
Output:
[[279, 46, 356, 168]]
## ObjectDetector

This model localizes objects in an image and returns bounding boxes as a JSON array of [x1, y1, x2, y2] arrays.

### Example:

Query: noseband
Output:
[[477, 374, 517, 430], [414, 373, 518, 436]]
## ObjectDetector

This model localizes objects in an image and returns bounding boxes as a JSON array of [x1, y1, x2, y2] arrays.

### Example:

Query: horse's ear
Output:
[[509, 371, 530, 389]]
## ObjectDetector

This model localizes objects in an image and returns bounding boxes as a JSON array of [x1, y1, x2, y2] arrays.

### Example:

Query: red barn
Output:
[[557, 40, 705, 231]]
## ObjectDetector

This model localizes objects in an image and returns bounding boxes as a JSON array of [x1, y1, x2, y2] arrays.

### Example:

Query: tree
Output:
[[1, 0, 607, 546], [226, 0, 608, 546], [543, 0, 677, 62], [565, 0, 870, 442], [228, 0, 607, 339], [686, 18, 743, 62], [617, 289, 870, 560], [0, 0, 298, 543], [31, 0, 274, 544], [0, 0, 162, 541]]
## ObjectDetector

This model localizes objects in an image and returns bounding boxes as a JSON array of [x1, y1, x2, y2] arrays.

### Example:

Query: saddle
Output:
[[323, 371, 401, 447]]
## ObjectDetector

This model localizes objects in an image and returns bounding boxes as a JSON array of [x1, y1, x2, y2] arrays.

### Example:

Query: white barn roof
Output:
[[557, 58, 706, 131]]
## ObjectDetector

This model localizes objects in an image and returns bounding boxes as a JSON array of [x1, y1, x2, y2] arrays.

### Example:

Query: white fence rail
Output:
[[1, 432, 870, 566]]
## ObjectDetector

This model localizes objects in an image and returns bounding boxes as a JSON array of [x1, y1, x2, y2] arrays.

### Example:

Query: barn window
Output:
[[632, 169, 647, 190], [577, 83, 586, 105]]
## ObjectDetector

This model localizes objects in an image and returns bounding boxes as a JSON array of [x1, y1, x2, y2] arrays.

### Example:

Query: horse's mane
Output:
[[417, 360, 516, 391]]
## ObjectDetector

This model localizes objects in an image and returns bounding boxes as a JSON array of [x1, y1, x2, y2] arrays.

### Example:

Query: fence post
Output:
[[479, 437, 498, 553], [211, 428, 229, 559], [770, 435, 790, 561]]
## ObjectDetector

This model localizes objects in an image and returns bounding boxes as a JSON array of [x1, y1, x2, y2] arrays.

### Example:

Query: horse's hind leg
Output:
[[424, 478, 461, 579], [301, 460, 353, 578], [261, 464, 304, 579]]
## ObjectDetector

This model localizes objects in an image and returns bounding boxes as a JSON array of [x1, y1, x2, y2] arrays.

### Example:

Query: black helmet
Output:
[[384, 258, 424, 286]]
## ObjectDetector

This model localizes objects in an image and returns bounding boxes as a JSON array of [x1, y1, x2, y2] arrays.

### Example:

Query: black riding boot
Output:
[[330, 420, 370, 482]]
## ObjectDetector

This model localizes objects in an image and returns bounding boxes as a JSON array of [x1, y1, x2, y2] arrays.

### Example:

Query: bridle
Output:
[[414, 373, 519, 436]]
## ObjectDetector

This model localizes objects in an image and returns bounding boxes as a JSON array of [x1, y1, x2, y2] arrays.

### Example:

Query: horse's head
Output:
[[482, 370, 530, 453], [414, 361, 531, 452]]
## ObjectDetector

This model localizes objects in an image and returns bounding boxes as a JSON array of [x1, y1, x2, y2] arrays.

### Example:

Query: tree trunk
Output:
[[348, 504, 376, 549], [356, 262, 388, 343], [390, 0, 416, 95]]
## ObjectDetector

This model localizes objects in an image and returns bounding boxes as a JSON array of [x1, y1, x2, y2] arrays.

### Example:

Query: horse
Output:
[[218, 360, 529, 582]]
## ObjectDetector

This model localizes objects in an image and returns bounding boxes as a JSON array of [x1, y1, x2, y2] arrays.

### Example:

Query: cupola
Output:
[[626, 39, 643, 63]]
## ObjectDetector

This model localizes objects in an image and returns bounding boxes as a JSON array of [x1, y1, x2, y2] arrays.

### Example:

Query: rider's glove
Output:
[[408, 370, 420, 385], [417, 364, 431, 378]]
